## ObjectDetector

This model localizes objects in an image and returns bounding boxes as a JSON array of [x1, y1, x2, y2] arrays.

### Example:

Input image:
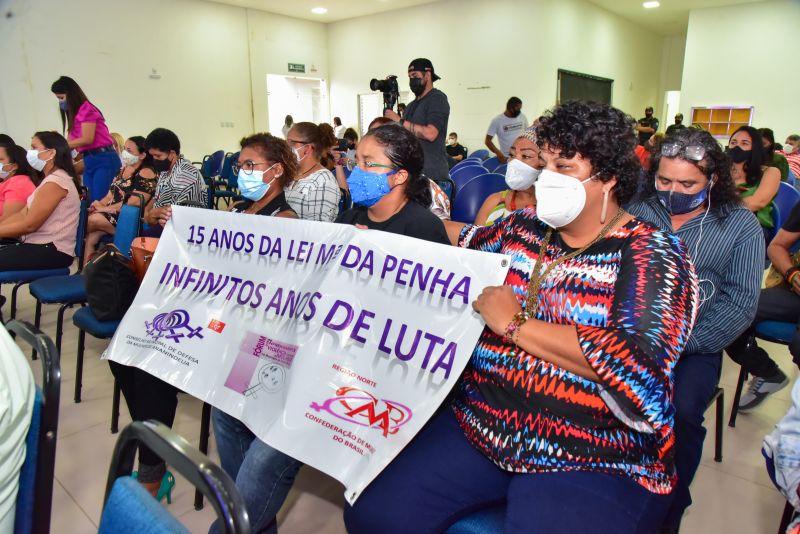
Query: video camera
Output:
[[370, 75, 400, 112]]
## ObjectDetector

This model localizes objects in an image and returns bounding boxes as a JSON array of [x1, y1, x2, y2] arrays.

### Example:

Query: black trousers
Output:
[[108, 361, 179, 482], [0, 241, 73, 270], [727, 286, 800, 376]]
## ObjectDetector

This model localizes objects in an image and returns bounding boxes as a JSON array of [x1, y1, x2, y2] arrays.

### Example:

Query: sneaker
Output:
[[738, 369, 790, 412]]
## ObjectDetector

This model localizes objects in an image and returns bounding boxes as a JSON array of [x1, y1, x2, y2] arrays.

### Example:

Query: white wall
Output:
[[681, 0, 800, 141], [327, 0, 665, 152], [0, 0, 328, 160]]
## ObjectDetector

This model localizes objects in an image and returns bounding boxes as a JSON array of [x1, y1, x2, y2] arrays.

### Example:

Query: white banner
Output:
[[104, 206, 509, 503]]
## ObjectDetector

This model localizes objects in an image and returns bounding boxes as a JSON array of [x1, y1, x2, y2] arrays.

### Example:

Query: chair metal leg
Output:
[[714, 389, 724, 462], [194, 402, 212, 511], [32, 298, 42, 360], [10, 281, 23, 320], [729, 367, 748, 427], [55, 303, 70, 356], [111, 378, 121, 434], [75, 328, 85, 403]]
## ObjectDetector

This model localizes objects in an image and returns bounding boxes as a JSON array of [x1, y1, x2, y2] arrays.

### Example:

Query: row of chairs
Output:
[[7, 320, 250, 533]]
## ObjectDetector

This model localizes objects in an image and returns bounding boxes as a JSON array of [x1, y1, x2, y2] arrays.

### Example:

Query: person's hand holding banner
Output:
[[104, 206, 509, 503]]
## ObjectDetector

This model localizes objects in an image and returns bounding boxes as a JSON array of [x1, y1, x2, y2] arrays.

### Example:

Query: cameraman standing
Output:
[[384, 58, 450, 181]]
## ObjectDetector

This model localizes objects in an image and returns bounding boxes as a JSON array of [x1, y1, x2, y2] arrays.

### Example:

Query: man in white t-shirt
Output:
[[485, 97, 528, 163], [0, 324, 34, 534]]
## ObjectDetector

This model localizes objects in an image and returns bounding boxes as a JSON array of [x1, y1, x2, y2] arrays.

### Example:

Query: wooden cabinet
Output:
[[690, 106, 753, 138]]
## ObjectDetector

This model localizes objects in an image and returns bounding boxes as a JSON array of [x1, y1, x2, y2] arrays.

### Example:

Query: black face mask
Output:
[[409, 78, 425, 96], [727, 146, 750, 163], [152, 157, 172, 173]]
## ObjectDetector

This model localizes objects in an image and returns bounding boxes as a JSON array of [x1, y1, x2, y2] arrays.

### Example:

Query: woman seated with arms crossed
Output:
[[209, 123, 448, 534], [284, 122, 341, 222], [0, 132, 80, 271], [84, 136, 157, 261], [473, 126, 541, 225], [728, 126, 781, 241], [345, 101, 699, 534], [0, 143, 39, 223]]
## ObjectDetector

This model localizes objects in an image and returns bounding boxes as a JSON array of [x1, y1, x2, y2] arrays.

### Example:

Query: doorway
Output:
[[266, 75, 329, 137]]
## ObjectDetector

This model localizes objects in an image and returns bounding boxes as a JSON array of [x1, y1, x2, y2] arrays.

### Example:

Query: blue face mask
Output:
[[238, 164, 277, 201], [656, 181, 711, 215], [347, 166, 397, 207], [59, 100, 68, 111]]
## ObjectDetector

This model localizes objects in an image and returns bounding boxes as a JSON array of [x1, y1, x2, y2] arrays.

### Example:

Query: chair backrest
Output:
[[100, 477, 189, 533], [114, 203, 143, 257], [494, 164, 507, 176], [6, 320, 61, 534], [450, 159, 484, 174], [199, 155, 214, 180], [451, 173, 508, 224], [225, 151, 241, 189], [483, 156, 501, 172], [101, 421, 250, 534], [773, 182, 800, 231], [470, 149, 490, 160], [451, 164, 489, 191], [75, 187, 90, 270], [210, 150, 225, 177], [339, 187, 352, 214], [788, 171, 797, 188]]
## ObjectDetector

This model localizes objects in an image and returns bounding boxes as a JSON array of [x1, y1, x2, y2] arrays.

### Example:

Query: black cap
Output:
[[408, 58, 440, 81]]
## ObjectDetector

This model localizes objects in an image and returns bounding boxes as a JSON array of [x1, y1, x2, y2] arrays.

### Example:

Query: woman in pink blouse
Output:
[[51, 76, 120, 203], [0, 132, 80, 271], [0, 143, 38, 222]]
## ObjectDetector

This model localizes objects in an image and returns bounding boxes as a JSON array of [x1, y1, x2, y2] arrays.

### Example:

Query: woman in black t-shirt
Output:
[[229, 133, 298, 218], [337, 123, 449, 244]]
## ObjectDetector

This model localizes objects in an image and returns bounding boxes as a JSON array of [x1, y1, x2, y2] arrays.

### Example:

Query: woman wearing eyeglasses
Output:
[[628, 127, 764, 532], [229, 134, 298, 218], [345, 101, 699, 534]]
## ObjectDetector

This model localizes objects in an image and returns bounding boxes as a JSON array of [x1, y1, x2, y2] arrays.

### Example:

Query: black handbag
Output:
[[82, 243, 139, 321]]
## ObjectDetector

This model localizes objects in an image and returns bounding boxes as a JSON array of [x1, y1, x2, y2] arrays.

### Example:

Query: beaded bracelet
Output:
[[503, 311, 530, 345], [786, 267, 800, 285]]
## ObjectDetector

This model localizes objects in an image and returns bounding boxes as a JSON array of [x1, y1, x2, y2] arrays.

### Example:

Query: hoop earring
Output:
[[600, 189, 609, 224]]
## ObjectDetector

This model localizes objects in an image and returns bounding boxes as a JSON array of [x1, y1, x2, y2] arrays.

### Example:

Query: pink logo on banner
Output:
[[310, 387, 413, 438]]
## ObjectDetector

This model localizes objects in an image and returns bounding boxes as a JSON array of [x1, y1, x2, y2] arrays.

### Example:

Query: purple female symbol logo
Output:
[[145, 309, 204, 343]]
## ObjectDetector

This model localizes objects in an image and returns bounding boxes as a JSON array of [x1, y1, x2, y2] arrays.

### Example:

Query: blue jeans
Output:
[[209, 408, 303, 534], [83, 150, 120, 202], [344, 408, 671, 534], [662, 351, 722, 528]]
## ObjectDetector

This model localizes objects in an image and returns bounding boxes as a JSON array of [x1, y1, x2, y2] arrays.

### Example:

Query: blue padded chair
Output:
[[6, 320, 60, 534], [451, 173, 507, 224], [445, 507, 504, 534], [729, 320, 796, 427], [483, 156, 501, 172], [29, 200, 142, 356], [214, 152, 241, 208], [72, 307, 120, 403], [99, 420, 250, 534], [470, 149, 490, 160], [494, 164, 507, 177], [788, 171, 797, 188], [451, 164, 489, 192], [0, 188, 88, 324], [339, 187, 352, 214], [433, 176, 457, 207], [450, 159, 483, 174], [773, 182, 800, 231]]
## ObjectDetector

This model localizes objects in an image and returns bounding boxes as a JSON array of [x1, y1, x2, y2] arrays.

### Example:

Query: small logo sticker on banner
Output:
[[208, 319, 226, 333], [144, 309, 204, 344], [310, 387, 413, 438]]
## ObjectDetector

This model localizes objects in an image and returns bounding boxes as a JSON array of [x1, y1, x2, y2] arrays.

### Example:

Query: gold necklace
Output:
[[523, 207, 626, 316]]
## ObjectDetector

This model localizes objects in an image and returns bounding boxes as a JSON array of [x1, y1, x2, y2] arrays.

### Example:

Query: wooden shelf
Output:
[[691, 106, 753, 137]]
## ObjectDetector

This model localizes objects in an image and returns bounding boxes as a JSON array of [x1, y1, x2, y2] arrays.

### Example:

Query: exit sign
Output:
[[288, 63, 305, 73]]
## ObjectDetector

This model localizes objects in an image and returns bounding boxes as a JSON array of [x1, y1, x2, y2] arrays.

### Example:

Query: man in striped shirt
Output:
[[628, 128, 764, 533], [782, 134, 800, 179], [142, 128, 208, 234]]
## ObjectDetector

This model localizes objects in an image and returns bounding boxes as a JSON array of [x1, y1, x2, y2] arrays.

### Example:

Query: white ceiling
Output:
[[587, 0, 774, 35], [208, 0, 775, 34], [209, 0, 442, 23]]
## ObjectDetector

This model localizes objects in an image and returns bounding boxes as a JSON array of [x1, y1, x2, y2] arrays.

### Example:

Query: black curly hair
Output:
[[365, 123, 431, 207], [644, 128, 741, 214], [534, 101, 640, 204]]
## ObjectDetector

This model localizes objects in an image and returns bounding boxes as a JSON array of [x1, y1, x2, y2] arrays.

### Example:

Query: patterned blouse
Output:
[[454, 208, 698, 494]]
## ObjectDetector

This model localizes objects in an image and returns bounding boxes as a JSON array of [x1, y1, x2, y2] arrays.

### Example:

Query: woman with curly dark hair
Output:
[[337, 123, 448, 243], [344, 101, 699, 534], [629, 127, 764, 532]]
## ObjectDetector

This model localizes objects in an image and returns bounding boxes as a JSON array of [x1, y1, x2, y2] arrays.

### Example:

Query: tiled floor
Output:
[[5, 287, 794, 533]]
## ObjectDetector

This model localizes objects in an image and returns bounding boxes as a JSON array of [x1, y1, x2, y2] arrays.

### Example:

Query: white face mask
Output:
[[293, 145, 308, 163], [447, 138, 456, 146], [505, 158, 541, 191], [120, 149, 140, 167], [785, 144, 796, 155], [26, 149, 51, 172], [534, 169, 594, 228]]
